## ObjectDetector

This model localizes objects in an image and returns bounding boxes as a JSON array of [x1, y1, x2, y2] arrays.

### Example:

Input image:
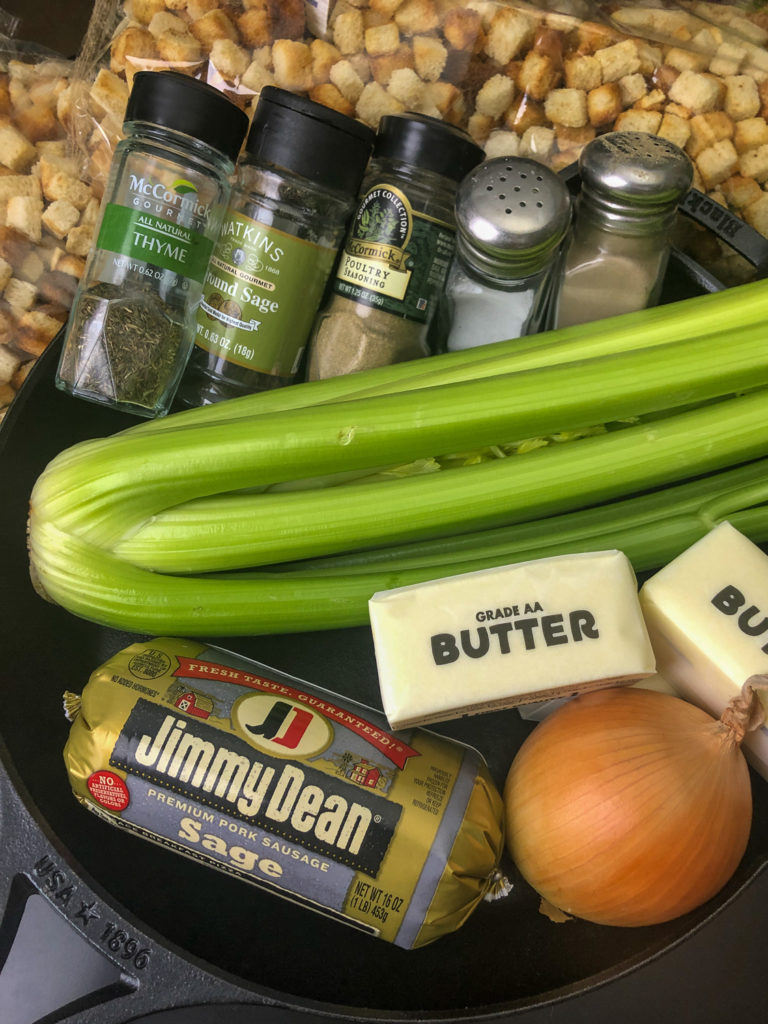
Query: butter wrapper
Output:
[[369, 549, 656, 730], [640, 522, 768, 780], [63, 637, 504, 949]]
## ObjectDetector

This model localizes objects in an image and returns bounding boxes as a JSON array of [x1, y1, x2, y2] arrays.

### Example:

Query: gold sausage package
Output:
[[62, 637, 505, 948]]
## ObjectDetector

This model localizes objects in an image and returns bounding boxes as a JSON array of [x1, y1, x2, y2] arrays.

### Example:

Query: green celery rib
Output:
[[30, 320, 768, 549], [131, 278, 768, 433], [260, 457, 768, 577], [28, 462, 768, 637], [113, 388, 768, 572]]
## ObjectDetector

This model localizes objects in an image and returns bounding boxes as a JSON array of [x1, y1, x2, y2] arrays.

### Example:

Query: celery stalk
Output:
[[31, 321, 768, 551], [28, 457, 768, 637], [113, 388, 768, 572], [132, 278, 768, 433]]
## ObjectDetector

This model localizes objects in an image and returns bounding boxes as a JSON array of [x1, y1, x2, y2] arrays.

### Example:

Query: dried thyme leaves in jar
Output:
[[306, 113, 484, 381], [55, 71, 248, 418]]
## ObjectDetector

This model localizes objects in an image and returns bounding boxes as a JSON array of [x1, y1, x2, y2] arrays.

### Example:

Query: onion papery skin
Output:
[[503, 687, 753, 927]]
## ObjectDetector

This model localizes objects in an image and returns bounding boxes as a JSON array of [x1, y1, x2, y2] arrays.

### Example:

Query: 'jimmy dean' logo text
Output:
[[111, 699, 400, 875], [128, 174, 207, 218]]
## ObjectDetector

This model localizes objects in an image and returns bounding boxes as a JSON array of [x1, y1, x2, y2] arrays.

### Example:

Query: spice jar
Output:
[[443, 158, 571, 352], [553, 131, 693, 329], [305, 113, 484, 380], [177, 88, 375, 406], [56, 71, 248, 418]]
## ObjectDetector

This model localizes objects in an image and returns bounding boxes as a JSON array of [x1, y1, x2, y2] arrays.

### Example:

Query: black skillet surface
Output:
[[3, 315, 768, 1023]]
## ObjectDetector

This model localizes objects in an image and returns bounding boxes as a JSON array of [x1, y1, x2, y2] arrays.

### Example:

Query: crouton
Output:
[[0, 120, 37, 172], [587, 83, 622, 127], [412, 34, 447, 82], [544, 88, 587, 128]]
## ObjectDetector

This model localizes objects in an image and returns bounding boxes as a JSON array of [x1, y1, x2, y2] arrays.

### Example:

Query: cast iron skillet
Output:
[[2, 217, 768, 1023]]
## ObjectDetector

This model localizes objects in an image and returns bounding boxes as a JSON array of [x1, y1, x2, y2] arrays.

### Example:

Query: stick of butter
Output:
[[369, 550, 656, 730], [640, 521, 768, 780]]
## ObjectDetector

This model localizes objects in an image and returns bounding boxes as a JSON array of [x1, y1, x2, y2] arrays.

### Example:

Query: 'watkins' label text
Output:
[[110, 699, 400, 875]]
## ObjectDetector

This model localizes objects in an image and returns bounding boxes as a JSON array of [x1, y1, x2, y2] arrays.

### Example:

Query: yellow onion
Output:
[[504, 678, 768, 927]]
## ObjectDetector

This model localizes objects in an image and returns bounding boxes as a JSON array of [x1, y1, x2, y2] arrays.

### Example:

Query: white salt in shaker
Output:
[[553, 131, 693, 329], [443, 157, 572, 352]]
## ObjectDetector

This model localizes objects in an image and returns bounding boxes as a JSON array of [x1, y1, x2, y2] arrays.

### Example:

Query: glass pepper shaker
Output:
[[177, 87, 375, 406], [305, 113, 484, 380], [56, 71, 249, 418], [553, 131, 693, 330], [443, 157, 571, 352]]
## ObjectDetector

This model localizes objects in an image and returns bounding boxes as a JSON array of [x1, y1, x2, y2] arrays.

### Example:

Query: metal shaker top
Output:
[[455, 157, 572, 280], [578, 131, 693, 231]]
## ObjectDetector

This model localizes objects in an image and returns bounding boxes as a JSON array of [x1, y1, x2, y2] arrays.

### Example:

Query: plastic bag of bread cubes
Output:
[[0, 16, 101, 421], [68, 0, 768, 291]]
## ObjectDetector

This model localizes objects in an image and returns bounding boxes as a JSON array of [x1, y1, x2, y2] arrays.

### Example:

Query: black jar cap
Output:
[[374, 113, 484, 182], [126, 71, 249, 164], [245, 86, 376, 195]]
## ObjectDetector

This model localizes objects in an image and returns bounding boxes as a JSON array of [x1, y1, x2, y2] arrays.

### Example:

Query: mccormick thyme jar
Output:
[[56, 71, 248, 418], [305, 113, 484, 380], [176, 87, 375, 405]]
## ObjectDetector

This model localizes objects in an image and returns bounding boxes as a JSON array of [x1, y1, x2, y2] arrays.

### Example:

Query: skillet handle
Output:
[[0, 742, 291, 1023]]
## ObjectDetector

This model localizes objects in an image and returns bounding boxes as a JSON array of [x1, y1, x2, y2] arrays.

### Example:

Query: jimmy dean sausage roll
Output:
[[63, 637, 505, 948]]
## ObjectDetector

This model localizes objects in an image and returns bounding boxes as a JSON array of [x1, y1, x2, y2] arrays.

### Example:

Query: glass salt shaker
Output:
[[443, 157, 572, 352], [56, 71, 249, 418], [553, 131, 693, 330]]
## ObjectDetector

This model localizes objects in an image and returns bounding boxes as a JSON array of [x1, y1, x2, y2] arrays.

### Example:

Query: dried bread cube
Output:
[[329, 59, 366, 103], [484, 7, 536, 66], [0, 256, 11, 291], [0, 341, 20, 383], [356, 80, 405, 126], [442, 7, 483, 53], [664, 47, 710, 74], [668, 70, 725, 114], [743, 193, 768, 235], [587, 83, 622, 127], [595, 40, 642, 83], [41, 199, 81, 240], [370, 44, 414, 86], [412, 34, 446, 82], [696, 139, 739, 189], [544, 88, 587, 128], [475, 74, 515, 118], [724, 75, 760, 121], [563, 54, 601, 93], [618, 73, 647, 107], [517, 52, 562, 103], [0, 120, 37, 172], [190, 9, 239, 49], [334, 9, 365, 54], [387, 67, 425, 107], [308, 83, 355, 118], [4, 277, 37, 311], [310, 39, 343, 83], [393, 0, 438, 36], [613, 108, 663, 134], [483, 129, 521, 159], [155, 30, 202, 64], [658, 111, 692, 150], [370, 0, 406, 15], [148, 12, 188, 38], [15, 102, 59, 144], [466, 111, 494, 143], [720, 174, 763, 209], [733, 116, 768, 154], [210, 39, 251, 80], [6, 196, 42, 243], [738, 143, 768, 183], [111, 27, 158, 74], [365, 22, 400, 57], [237, 8, 272, 49], [90, 69, 130, 121], [0, 176, 41, 202], [709, 41, 747, 78], [131, 0, 166, 24], [241, 60, 275, 94], [65, 224, 95, 258], [15, 309, 62, 357], [272, 40, 313, 92], [519, 125, 555, 160]]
